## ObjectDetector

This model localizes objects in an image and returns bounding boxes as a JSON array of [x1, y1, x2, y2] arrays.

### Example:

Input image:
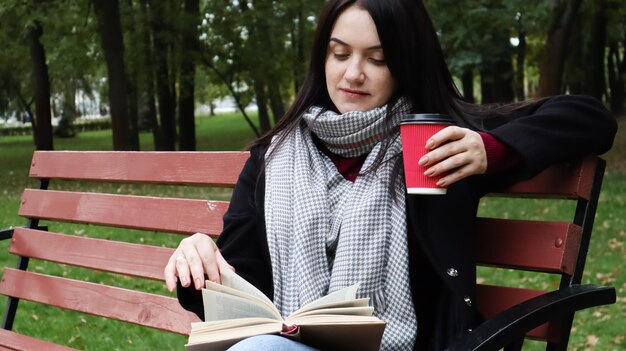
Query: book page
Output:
[[190, 317, 278, 334], [290, 283, 361, 316], [287, 313, 383, 325], [186, 321, 283, 351], [290, 298, 370, 318], [205, 280, 281, 320], [220, 268, 274, 306], [202, 289, 281, 322], [292, 306, 374, 318]]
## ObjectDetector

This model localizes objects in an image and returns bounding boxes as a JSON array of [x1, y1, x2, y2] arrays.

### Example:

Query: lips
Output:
[[340, 88, 369, 98]]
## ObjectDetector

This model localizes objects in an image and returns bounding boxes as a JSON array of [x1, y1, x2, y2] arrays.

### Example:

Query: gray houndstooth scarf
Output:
[[264, 98, 417, 350]]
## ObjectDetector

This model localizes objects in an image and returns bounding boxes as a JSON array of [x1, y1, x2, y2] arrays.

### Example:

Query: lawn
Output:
[[0, 113, 624, 350]]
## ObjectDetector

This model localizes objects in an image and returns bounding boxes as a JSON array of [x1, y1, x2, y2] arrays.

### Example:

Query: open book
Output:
[[185, 269, 386, 351]]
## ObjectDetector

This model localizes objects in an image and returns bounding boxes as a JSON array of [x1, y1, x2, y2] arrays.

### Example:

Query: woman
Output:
[[164, 0, 617, 350]]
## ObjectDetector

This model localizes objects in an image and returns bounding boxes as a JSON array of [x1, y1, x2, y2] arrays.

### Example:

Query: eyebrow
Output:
[[329, 37, 382, 51]]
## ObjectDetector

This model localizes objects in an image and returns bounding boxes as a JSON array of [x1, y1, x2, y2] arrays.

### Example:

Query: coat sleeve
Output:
[[477, 94, 617, 188], [177, 144, 273, 320], [216, 144, 273, 296]]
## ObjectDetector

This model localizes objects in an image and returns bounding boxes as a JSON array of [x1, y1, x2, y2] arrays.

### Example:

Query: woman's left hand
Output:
[[418, 126, 487, 187]]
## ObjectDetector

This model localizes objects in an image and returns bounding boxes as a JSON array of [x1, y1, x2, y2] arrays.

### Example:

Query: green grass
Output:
[[0, 114, 625, 350]]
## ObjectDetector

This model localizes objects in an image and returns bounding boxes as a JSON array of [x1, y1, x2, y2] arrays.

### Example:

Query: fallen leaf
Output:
[[587, 335, 599, 346]]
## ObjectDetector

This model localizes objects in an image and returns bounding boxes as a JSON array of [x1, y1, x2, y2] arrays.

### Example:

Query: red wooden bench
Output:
[[0, 151, 616, 350]]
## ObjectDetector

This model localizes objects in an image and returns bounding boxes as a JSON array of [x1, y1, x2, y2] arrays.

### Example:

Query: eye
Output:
[[369, 57, 386, 66], [333, 53, 350, 60]]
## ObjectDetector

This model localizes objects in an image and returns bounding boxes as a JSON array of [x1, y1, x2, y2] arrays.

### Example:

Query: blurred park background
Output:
[[0, 0, 625, 350]]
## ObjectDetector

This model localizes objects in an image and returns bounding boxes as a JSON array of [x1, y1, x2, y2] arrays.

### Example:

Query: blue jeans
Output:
[[227, 335, 319, 351]]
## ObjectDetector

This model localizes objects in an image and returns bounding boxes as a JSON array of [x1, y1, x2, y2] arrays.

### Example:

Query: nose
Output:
[[344, 57, 365, 84]]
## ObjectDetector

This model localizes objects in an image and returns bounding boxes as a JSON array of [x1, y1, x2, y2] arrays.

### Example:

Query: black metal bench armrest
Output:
[[445, 284, 616, 351], [0, 228, 14, 241]]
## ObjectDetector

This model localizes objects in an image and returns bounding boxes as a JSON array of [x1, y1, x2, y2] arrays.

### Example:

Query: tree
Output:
[[27, 20, 54, 150], [137, 0, 161, 148], [538, 0, 583, 97], [92, 0, 137, 150], [178, 0, 200, 151], [149, 0, 177, 150]]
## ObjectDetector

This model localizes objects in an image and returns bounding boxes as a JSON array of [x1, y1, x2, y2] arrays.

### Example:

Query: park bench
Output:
[[0, 151, 616, 351]]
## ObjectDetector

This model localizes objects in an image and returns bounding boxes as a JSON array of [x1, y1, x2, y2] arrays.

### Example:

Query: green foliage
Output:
[[424, 1, 550, 77]]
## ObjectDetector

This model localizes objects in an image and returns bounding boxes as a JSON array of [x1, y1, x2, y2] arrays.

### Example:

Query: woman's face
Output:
[[325, 6, 396, 114]]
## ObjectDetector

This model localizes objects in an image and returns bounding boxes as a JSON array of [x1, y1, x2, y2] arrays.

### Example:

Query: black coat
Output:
[[178, 95, 617, 350]]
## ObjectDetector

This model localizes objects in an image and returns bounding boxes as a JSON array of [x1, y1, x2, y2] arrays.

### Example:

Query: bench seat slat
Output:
[[10, 228, 174, 281], [19, 189, 227, 235], [0, 269, 199, 335], [0, 329, 79, 351], [476, 218, 582, 274], [29, 151, 248, 186], [476, 285, 557, 342]]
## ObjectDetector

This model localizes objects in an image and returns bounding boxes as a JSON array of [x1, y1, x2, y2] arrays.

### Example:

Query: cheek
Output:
[[377, 71, 396, 99], [325, 61, 341, 84]]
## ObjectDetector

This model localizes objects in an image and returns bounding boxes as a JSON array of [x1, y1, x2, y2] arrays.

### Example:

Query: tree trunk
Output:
[[139, 0, 162, 149], [27, 21, 53, 150], [150, 0, 177, 150], [608, 41, 626, 116], [123, 0, 141, 150], [538, 0, 583, 97], [56, 83, 77, 138], [582, 1, 606, 100], [178, 0, 199, 151], [515, 13, 526, 101], [461, 69, 474, 103], [292, 3, 306, 94], [254, 80, 271, 133], [268, 81, 285, 124], [480, 30, 514, 104], [92, 0, 134, 150]]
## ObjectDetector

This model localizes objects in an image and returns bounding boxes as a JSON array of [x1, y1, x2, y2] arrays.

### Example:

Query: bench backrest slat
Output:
[[476, 285, 557, 341], [10, 228, 173, 281], [490, 155, 596, 200], [475, 218, 582, 274], [19, 189, 228, 235], [0, 269, 199, 335], [30, 151, 249, 186], [0, 329, 79, 351]]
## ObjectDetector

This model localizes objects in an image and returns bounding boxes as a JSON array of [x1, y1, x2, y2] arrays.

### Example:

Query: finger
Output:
[[164, 256, 179, 292], [425, 152, 471, 178], [173, 253, 192, 288], [180, 244, 212, 290], [195, 238, 222, 287], [425, 126, 464, 150], [420, 138, 466, 168], [437, 163, 475, 187], [216, 250, 235, 273]]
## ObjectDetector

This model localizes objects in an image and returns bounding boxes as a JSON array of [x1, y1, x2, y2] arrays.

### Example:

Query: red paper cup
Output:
[[400, 114, 455, 195]]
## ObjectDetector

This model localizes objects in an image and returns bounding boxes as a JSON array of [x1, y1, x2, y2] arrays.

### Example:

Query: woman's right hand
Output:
[[164, 233, 234, 292]]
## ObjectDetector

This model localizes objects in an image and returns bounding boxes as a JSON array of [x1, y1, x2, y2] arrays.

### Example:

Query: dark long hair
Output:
[[253, 0, 474, 148], [251, 0, 539, 174]]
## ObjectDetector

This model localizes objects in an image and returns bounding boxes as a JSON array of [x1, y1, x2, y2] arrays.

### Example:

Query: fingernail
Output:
[[195, 278, 202, 289], [418, 156, 428, 166], [426, 140, 434, 149], [181, 277, 189, 287], [424, 169, 435, 177], [437, 179, 446, 187]]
